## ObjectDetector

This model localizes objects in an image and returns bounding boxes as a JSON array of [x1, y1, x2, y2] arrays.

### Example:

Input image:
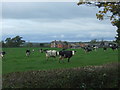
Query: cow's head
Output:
[[72, 50, 76, 55]]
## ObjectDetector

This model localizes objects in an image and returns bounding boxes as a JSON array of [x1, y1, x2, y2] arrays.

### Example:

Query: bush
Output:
[[2, 62, 119, 88]]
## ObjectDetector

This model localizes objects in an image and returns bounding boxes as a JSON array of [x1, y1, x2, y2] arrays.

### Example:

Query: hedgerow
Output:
[[2, 62, 119, 88]]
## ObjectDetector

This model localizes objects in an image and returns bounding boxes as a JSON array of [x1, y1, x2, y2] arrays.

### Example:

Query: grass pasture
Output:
[[2, 47, 119, 74]]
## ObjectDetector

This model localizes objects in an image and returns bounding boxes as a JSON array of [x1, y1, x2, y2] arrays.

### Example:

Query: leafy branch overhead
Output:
[[77, 1, 120, 45]]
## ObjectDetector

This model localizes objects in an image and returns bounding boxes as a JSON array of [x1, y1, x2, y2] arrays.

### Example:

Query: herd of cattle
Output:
[[0, 45, 119, 62], [26, 49, 76, 62], [83, 45, 118, 52]]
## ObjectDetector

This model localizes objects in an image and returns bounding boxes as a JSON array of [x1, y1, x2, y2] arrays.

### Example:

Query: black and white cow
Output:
[[58, 50, 76, 62], [83, 47, 92, 53], [39, 49, 43, 53], [93, 46, 98, 51], [111, 45, 118, 51], [45, 50, 58, 60], [26, 49, 30, 56], [0, 51, 6, 58]]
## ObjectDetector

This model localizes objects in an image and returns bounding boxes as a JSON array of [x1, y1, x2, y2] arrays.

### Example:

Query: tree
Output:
[[5, 37, 12, 47], [63, 41, 69, 45], [27, 42, 33, 47], [1, 41, 6, 47], [11, 36, 25, 47], [90, 39, 97, 44], [39, 43, 44, 47], [77, 1, 120, 45], [5, 36, 25, 47]]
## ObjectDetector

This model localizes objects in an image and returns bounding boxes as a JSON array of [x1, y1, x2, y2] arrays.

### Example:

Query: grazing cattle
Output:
[[58, 50, 76, 62], [111, 46, 118, 51], [32, 49, 35, 52], [103, 47, 107, 51], [83, 47, 92, 53], [45, 50, 58, 60], [0, 51, 6, 58], [93, 46, 98, 51], [26, 49, 30, 56], [39, 49, 43, 53], [110, 45, 118, 51]]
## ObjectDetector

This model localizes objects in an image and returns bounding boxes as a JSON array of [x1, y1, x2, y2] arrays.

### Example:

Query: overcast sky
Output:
[[2, 2, 117, 42]]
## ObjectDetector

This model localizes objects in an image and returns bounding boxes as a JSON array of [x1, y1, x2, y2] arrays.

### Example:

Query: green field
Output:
[[2, 47, 119, 74]]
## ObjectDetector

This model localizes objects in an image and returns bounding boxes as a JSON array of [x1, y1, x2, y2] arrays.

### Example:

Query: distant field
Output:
[[2, 47, 119, 74]]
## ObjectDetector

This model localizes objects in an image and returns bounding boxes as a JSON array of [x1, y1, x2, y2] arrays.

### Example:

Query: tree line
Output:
[[1, 35, 117, 48], [1, 36, 25, 47], [1, 36, 49, 48]]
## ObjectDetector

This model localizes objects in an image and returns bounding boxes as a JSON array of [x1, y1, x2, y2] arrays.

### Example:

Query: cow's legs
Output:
[[26, 53, 28, 57], [1, 54, 4, 58], [46, 56, 49, 60], [59, 56, 63, 63], [26, 52, 30, 57], [68, 58, 70, 62], [59, 56, 61, 63]]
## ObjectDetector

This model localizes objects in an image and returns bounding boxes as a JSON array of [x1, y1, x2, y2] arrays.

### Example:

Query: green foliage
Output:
[[1, 41, 5, 47], [39, 43, 44, 47], [4, 36, 25, 47], [27, 42, 33, 47], [2, 62, 119, 88], [90, 39, 97, 44], [63, 41, 68, 45], [114, 20, 120, 45]]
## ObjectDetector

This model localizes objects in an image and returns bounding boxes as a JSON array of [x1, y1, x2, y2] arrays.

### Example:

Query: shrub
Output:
[[2, 62, 119, 88]]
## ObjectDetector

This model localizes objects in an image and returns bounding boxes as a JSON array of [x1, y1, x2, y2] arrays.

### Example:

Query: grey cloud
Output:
[[2, 2, 98, 19], [2, 17, 116, 42], [2, 2, 116, 42]]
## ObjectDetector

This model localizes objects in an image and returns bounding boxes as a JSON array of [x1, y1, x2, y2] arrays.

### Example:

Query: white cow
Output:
[[45, 50, 58, 60]]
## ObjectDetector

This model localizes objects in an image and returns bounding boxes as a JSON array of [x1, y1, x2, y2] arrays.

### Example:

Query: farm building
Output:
[[51, 40, 91, 49], [51, 40, 70, 48]]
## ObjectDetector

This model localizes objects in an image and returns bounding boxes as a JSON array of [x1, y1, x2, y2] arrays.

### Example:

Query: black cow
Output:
[[26, 49, 30, 56], [0, 51, 6, 58], [103, 47, 107, 51], [58, 50, 76, 62]]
